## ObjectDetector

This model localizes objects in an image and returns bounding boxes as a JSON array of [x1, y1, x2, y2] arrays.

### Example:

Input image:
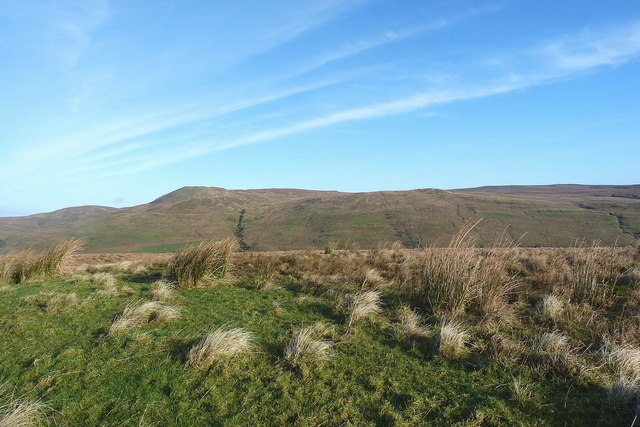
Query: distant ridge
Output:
[[1, 184, 638, 252]]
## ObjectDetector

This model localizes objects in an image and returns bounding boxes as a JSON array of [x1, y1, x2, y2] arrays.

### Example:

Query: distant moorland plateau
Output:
[[0, 184, 638, 253]]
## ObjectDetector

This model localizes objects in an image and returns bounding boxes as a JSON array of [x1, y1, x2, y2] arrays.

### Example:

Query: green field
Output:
[[1, 245, 639, 425]]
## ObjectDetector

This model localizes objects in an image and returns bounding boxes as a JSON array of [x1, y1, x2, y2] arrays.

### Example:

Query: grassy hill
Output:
[[0, 185, 639, 253]]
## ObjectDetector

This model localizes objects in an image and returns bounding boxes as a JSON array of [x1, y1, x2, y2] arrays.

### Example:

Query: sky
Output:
[[1, 0, 639, 216]]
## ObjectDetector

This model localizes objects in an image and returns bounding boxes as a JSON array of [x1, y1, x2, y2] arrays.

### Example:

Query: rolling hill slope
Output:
[[0, 185, 639, 252]]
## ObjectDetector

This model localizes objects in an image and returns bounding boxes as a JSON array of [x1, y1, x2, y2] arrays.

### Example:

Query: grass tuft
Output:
[[284, 323, 333, 368], [437, 320, 469, 359], [109, 301, 180, 334], [170, 239, 237, 288], [532, 331, 575, 370], [186, 327, 255, 370], [0, 384, 46, 427], [393, 305, 430, 342], [0, 239, 82, 284], [537, 294, 564, 321], [149, 280, 175, 302], [338, 290, 382, 333]]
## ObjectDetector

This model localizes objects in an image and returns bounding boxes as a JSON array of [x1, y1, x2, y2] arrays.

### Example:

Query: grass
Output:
[[109, 301, 181, 334], [186, 326, 255, 370], [437, 320, 469, 359], [0, 239, 82, 284], [170, 238, 237, 288], [0, 242, 638, 425], [284, 323, 333, 368], [0, 384, 45, 427]]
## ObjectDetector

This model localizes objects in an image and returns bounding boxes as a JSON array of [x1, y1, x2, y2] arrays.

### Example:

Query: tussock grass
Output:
[[170, 239, 237, 288], [409, 221, 480, 317], [609, 347, 640, 384], [0, 239, 82, 284], [338, 290, 382, 333], [186, 327, 255, 370], [284, 323, 333, 367], [568, 242, 622, 307], [0, 384, 45, 427], [537, 294, 564, 321], [393, 305, 430, 342], [476, 232, 521, 320], [437, 320, 469, 359], [532, 331, 575, 370], [149, 280, 175, 302], [109, 301, 180, 334], [409, 221, 520, 319]]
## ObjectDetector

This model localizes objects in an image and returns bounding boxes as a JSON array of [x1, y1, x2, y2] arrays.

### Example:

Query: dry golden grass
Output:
[[171, 239, 237, 288], [408, 221, 520, 320], [337, 290, 382, 333], [567, 242, 624, 307], [392, 305, 430, 342], [109, 301, 180, 334], [0, 384, 45, 427], [284, 323, 333, 367], [149, 280, 175, 302], [437, 320, 469, 359], [532, 331, 576, 371], [0, 239, 82, 284], [537, 294, 565, 321], [186, 327, 255, 370]]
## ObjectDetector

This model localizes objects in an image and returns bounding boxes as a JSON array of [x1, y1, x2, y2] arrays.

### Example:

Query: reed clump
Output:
[[170, 238, 237, 288]]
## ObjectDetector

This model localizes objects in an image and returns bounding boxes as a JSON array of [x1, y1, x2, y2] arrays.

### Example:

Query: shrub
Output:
[[170, 239, 237, 288], [186, 327, 255, 370]]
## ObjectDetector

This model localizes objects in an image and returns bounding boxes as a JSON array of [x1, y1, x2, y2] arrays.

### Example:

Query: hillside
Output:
[[0, 185, 639, 252]]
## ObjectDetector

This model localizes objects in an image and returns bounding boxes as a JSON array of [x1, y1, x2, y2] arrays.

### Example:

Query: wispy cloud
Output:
[[542, 21, 640, 71], [90, 19, 640, 177]]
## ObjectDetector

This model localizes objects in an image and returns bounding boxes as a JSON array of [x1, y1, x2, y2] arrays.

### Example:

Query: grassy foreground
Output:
[[1, 241, 639, 425]]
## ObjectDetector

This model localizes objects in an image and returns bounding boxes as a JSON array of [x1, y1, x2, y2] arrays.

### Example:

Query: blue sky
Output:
[[1, 0, 639, 216]]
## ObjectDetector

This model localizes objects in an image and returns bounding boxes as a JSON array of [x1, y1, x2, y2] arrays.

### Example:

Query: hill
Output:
[[0, 185, 639, 252]]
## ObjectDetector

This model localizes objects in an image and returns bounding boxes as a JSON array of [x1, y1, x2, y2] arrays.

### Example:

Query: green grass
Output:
[[0, 271, 627, 426]]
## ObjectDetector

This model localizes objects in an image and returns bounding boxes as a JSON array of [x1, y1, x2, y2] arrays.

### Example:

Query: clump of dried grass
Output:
[[109, 301, 180, 334], [337, 290, 382, 333], [0, 383, 46, 427], [0, 239, 82, 284], [392, 305, 430, 342], [284, 323, 333, 367], [537, 294, 565, 321], [568, 242, 623, 308], [186, 327, 255, 370], [609, 346, 640, 384], [170, 239, 237, 288], [408, 221, 481, 317], [437, 320, 469, 359], [532, 331, 575, 370], [149, 280, 175, 302]]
